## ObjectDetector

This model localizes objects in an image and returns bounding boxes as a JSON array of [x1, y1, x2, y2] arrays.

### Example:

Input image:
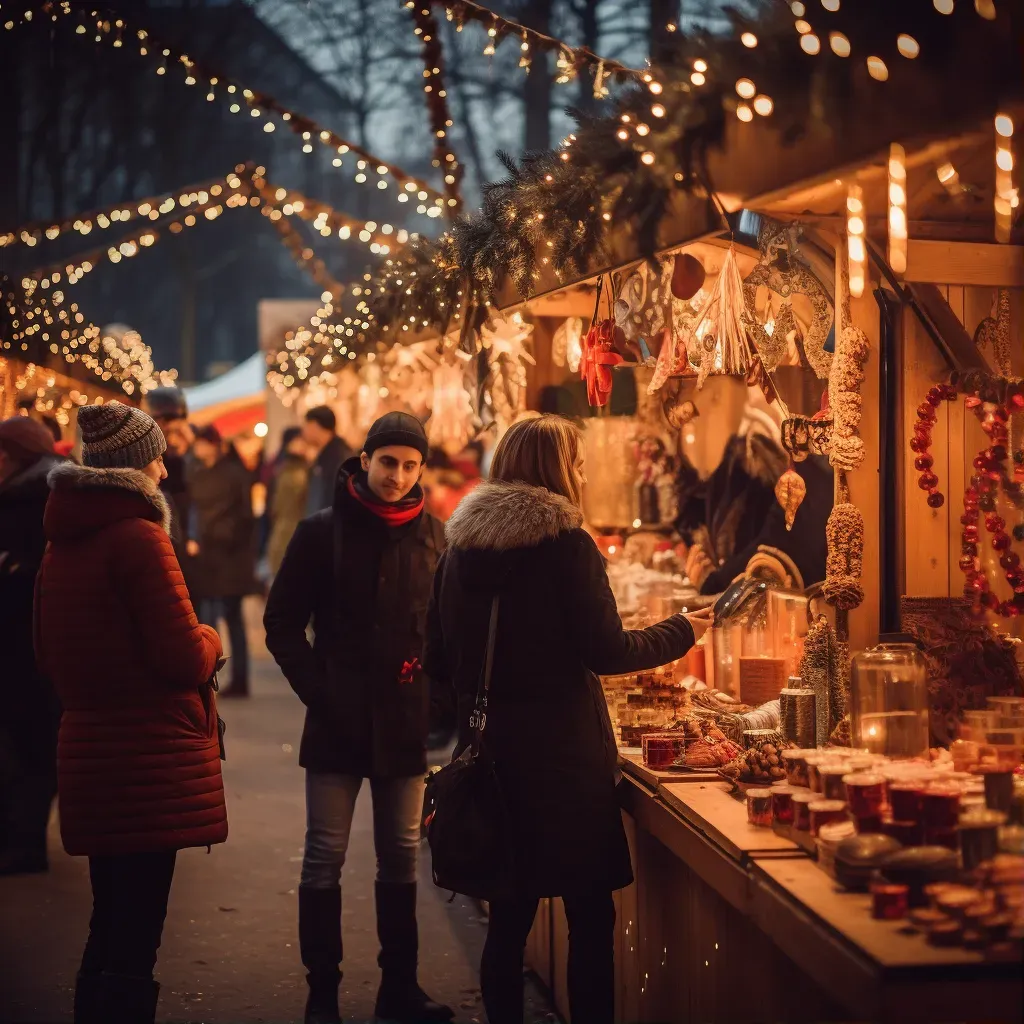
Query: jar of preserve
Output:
[[809, 799, 848, 837], [844, 772, 887, 818], [792, 790, 816, 831], [746, 788, 774, 828]]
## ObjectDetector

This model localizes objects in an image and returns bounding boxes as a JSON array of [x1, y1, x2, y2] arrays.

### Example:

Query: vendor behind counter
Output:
[[677, 390, 832, 595]]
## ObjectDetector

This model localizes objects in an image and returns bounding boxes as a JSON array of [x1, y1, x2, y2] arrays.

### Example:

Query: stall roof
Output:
[[184, 352, 265, 414]]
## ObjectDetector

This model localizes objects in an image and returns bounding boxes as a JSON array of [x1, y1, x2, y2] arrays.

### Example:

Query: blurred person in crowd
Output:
[[422, 445, 483, 524], [302, 406, 352, 515], [35, 402, 225, 1023], [425, 416, 710, 1024], [266, 426, 309, 579], [265, 412, 452, 1024], [187, 424, 256, 698], [0, 418, 63, 876], [143, 388, 194, 555]]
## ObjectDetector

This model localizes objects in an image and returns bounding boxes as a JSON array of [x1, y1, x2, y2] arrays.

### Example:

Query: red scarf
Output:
[[346, 474, 424, 526]]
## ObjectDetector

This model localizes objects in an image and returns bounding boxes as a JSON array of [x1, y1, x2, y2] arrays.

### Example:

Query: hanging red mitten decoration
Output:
[[580, 318, 624, 407]]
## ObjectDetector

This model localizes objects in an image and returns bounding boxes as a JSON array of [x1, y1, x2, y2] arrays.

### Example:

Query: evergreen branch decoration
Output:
[[274, 0, 1016, 392]]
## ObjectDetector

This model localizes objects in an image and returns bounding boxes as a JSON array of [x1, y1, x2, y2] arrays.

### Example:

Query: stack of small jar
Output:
[[746, 747, 1020, 875]]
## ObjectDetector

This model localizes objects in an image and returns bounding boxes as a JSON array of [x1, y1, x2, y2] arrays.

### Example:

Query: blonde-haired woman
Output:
[[425, 415, 710, 1024]]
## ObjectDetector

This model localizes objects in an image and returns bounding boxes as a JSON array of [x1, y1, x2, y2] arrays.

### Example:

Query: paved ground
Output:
[[0, 601, 554, 1024]]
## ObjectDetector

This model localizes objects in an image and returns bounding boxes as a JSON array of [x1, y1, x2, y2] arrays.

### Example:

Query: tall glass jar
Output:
[[850, 642, 929, 759]]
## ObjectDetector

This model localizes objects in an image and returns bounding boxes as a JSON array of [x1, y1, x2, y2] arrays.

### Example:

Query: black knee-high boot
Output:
[[373, 881, 453, 1022], [298, 884, 343, 1024]]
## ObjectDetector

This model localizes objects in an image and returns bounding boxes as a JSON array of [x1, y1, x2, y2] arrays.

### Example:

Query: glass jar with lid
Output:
[[850, 638, 929, 760]]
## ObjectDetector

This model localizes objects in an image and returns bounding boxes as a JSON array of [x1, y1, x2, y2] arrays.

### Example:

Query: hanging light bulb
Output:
[[847, 184, 867, 297], [887, 144, 908, 275]]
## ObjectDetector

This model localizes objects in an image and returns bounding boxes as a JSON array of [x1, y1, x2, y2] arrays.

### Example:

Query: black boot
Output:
[[93, 973, 159, 1024], [298, 884, 343, 1024], [73, 971, 102, 1024], [373, 881, 454, 1023]]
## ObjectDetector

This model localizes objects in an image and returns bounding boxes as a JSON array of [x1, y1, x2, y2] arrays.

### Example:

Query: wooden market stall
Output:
[[499, 36, 1024, 1024], [264, 4, 1023, 1019]]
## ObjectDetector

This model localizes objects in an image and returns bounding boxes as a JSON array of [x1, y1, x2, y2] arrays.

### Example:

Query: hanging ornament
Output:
[[552, 316, 583, 369], [684, 244, 777, 403], [974, 288, 1012, 375], [775, 465, 807, 530], [580, 318, 624, 407], [427, 358, 475, 456], [482, 314, 536, 431], [670, 252, 706, 301]]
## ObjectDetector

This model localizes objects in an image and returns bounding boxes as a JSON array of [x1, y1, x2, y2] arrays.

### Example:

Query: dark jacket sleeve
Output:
[[423, 549, 456, 726], [699, 458, 832, 595], [264, 517, 329, 710], [563, 530, 695, 676]]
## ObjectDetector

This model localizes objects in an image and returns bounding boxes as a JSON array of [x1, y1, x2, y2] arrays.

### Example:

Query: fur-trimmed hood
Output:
[[445, 480, 583, 552], [45, 461, 172, 540]]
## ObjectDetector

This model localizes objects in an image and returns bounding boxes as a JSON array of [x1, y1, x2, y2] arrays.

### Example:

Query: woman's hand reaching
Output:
[[683, 606, 714, 643]]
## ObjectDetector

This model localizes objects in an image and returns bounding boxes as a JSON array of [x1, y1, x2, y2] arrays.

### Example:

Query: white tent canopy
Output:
[[183, 352, 265, 413]]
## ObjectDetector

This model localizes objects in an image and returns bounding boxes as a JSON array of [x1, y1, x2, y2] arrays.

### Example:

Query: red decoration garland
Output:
[[911, 372, 1024, 619]]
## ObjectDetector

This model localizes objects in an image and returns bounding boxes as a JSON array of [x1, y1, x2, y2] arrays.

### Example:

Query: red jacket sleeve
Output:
[[112, 519, 222, 688]]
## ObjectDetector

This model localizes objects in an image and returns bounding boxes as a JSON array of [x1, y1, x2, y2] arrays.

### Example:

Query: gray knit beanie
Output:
[[78, 401, 167, 470]]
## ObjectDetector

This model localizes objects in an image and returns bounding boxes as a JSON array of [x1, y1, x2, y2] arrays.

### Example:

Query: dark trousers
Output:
[[81, 852, 177, 980], [0, 688, 58, 862], [481, 888, 616, 1024], [198, 596, 248, 691]]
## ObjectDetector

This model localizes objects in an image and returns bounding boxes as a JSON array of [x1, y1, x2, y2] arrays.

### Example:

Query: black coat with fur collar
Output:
[[425, 480, 695, 897], [264, 463, 445, 777]]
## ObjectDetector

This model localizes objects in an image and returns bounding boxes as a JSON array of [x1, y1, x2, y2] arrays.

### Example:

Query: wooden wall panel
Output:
[[901, 301, 953, 597], [844, 278, 882, 652], [894, 265, 1023, 643]]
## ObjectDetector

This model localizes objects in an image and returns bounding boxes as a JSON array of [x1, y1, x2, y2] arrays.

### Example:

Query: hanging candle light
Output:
[[847, 184, 867, 298], [888, 144, 908, 275], [994, 113, 1015, 244]]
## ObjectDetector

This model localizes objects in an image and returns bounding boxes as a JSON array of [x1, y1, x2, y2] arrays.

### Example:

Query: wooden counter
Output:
[[524, 753, 1023, 1023]]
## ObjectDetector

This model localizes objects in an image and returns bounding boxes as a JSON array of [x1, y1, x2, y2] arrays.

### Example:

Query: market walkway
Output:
[[0, 600, 554, 1024]]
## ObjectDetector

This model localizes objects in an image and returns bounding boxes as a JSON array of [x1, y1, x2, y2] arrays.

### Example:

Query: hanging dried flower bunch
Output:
[[823, 502, 866, 611], [829, 248, 871, 473]]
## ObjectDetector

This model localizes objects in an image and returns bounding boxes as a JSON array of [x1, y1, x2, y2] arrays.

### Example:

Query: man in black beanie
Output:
[[264, 412, 452, 1024]]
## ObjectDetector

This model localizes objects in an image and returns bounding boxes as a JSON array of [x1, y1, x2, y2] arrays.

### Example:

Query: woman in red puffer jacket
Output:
[[34, 401, 225, 1024]]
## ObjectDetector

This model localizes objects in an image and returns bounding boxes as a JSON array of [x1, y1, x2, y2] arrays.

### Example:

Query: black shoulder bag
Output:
[[424, 596, 513, 900]]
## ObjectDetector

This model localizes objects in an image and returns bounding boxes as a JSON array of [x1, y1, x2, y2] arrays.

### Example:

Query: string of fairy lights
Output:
[[12, 165, 413, 301], [2, 0, 453, 216], [2, 278, 176, 396], [2, 0, 1016, 404]]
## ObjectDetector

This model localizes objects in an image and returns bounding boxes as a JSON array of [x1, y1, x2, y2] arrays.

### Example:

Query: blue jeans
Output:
[[301, 773, 425, 889], [198, 596, 248, 690]]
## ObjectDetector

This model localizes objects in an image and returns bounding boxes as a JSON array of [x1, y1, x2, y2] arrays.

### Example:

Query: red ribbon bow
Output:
[[399, 657, 420, 685]]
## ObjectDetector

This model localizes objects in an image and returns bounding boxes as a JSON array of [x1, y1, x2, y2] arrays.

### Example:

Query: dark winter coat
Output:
[[677, 432, 788, 566], [306, 435, 352, 515], [700, 454, 833, 594], [187, 454, 256, 600], [0, 455, 63, 761], [425, 481, 696, 897], [0, 455, 62, 682], [35, 463, 226, 856], [264, 460, 445, 778]]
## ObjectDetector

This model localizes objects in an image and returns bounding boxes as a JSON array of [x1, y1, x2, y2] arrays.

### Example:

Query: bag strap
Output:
[[469, 595, 500, 756]]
